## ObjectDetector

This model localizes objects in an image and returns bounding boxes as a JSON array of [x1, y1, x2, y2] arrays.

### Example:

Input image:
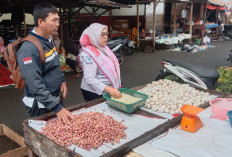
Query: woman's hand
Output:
[[104, 86, 122, 98]]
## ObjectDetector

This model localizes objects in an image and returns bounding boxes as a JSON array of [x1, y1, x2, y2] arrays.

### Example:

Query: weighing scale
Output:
[[180, 104, 204, 133]]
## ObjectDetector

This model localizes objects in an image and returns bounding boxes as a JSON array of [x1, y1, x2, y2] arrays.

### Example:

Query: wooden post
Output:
[[136, 0, 140, 48], [23, 2, 26, 37], [67, 8, 71, 40], [202, 2, 207, 38], [173, 2, 177, 34], [59, 8, 63, 46], [189, 1, 193, 43], [162, 2, 165, 32], [216, 6, 219, 39], [109, 9, 112, 17], [144, 4, 146, 17], [59, 8, 64, 57], [203, 3, 206, 24], [153, 0, 156, 52], [225, 15, 228, 25], [144, 4, 146, 30], [199, 3, 203, 20], [109, 9, 112, 35]]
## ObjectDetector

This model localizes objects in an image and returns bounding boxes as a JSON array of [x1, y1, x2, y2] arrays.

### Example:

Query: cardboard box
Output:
[[0, 124, 28, 157]]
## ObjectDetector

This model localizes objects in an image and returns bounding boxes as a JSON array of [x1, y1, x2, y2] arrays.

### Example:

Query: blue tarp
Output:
[[205, 24, 219, 29]]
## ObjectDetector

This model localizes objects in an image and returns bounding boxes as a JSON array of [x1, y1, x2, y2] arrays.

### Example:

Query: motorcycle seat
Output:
[[164, 59, 219, 78], [107, 39, 124, 49], [108, 39, 122, 45]]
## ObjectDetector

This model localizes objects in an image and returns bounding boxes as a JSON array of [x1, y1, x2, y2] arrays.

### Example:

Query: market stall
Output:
[[183, 1, 232, 40], [23, 80, 228, 157], [23, 99, 165, 156], [139, 33, 191, 51], [137, 0, 208, 51]]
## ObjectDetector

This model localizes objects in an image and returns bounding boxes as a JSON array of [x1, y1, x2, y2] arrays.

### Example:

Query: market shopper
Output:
[[52, 32, 64, 54], [78, 23, 122, 101], [16, 3, 73, 124], [0, 37, 7, 66]]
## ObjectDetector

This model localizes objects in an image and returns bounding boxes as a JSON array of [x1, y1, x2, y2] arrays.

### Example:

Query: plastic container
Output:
[[227, 111, 232, 127], [209, 98, 232, 120], [195, 39, 202, 45], [103, 88, 148, 113]]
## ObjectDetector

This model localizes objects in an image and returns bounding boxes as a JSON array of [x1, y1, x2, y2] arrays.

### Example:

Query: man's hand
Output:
[[60, 82, 67, 99], [104, 86, 122, 98], [56, 108, 74, 125]]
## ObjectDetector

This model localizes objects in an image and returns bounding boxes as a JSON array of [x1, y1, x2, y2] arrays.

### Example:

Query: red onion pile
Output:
[[42, 111, 127, 150]]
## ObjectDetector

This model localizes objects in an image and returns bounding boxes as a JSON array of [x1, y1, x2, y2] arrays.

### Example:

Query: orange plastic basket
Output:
[[209, 98, 232, 120]]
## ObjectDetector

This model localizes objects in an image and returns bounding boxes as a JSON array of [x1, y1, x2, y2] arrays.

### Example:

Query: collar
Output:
[[31, 28, 53, 43]]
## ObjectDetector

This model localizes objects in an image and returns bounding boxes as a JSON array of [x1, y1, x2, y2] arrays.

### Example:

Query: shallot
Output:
[[42, 111, 127, 150]]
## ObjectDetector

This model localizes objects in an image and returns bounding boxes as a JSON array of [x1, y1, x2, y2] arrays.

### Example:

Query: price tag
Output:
[[28, 120, 47, 132], [28, 120, 47, 125]]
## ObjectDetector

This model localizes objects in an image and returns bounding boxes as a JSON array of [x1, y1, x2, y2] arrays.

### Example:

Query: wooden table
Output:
[[23, 85, 228, 157], [183, 24, 219, 39], [139, 38, 154, 51], [183, 24, 206, 38]]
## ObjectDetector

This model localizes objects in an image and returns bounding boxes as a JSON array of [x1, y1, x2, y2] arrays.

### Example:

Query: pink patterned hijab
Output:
[[79, 23, 120, 83]]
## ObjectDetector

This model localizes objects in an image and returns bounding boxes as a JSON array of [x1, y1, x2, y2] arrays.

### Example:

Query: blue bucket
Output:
[[227, 111, 232, 127]]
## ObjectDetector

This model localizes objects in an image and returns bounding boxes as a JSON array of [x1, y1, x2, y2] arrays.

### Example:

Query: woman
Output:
[[52, 32, 64, 54], [78, 23, 122, 101], [0, 37, 7, 66]]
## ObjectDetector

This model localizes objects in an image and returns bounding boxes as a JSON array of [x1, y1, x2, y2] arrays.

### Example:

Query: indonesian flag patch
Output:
[[23, 57, 32, 64]]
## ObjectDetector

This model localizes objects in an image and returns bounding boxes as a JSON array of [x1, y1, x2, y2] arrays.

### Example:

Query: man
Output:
[[16, 3, 73, 124]]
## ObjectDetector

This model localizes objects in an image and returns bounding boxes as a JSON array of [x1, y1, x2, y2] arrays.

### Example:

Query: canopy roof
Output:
[[0, 0, 130, 14], [158, 0, 207, 3], [208, 0, 232, 6]]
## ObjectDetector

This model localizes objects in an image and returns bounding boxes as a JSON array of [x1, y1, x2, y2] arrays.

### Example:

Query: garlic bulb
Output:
[[138, 79, 211, 114]]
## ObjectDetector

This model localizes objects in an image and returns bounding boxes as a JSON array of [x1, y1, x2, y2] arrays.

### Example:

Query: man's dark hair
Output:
[[33, 3, 58, 27]]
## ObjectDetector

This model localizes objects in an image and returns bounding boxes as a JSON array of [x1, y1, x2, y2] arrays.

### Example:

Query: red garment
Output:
[[0, 64, 13, 86]]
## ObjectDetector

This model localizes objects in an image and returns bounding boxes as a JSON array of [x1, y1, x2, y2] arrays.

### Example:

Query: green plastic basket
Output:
[[103, 88, 149, 113], [195, 38, 202, 45]]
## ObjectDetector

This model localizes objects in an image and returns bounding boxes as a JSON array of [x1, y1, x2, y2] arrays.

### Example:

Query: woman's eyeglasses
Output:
[[101, 32, 108, 37]]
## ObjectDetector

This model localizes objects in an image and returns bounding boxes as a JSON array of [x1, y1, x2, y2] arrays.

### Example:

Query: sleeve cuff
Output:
[[97, 84, 107, 95], [53, 104, 63, 114], [62, 73, 66, 82]]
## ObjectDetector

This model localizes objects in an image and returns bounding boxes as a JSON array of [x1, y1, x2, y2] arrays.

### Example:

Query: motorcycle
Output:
[[64, 38, 82, 74], [224, 24, 232, 39], [107, 38, 127, 65], [156, 59, 220, 90], [111, 35, 135, 55]]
